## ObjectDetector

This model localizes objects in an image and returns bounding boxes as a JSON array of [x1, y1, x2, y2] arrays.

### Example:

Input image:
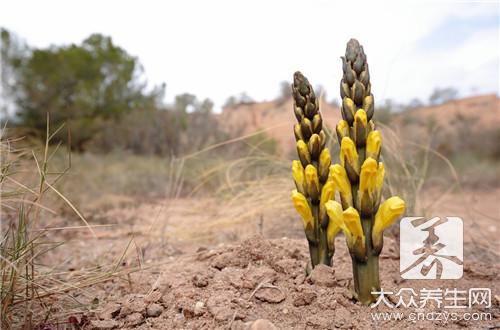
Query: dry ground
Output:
[[24, 187, 499, 329]]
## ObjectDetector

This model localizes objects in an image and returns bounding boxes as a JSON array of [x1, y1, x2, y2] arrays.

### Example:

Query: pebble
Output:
[[146, 303, 164, 317], [194, 301, 205, 316], [249, 319, 278, 330]]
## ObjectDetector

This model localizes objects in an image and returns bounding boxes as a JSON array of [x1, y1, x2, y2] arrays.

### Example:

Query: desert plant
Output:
[[291, 39, 406, 305], [290, 72, 333, 267]]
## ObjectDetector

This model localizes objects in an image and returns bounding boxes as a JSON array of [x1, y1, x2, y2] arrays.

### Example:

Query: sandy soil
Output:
[[31, 188, 500, 329]]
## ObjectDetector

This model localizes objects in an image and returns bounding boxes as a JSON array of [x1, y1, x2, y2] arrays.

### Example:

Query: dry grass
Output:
[[0, 111, 498, 327]]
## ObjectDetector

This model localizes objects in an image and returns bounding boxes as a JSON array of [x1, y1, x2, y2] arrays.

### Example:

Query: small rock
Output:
[[91, 319, 119, 330], [146, 303, 164, 317], [125, 312, 143, 326], [309, 264, 336, 287], [282, 308, 288, 314], [293, 291, 317, 306], [249, 319, 278, 330], [254, 287, 285, 303], [194, 301, 205, 316]]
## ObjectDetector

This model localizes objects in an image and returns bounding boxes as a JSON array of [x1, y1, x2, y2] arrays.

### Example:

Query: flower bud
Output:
[[342, 97, 356, 125], [308, 133, 321, 160], [305, 101, 317, 118], [318, 148, 331, 183], [358, 157, 378, 215], [312, 114, 322, 133], [351, 80, 366, 105], [292, 160, 306, 195], [328, 164, 353, 208], [319, 180, 336, 228], [296, 140, 311, 167], [340, 80, 351, 99], [336, 120, 350, 144], [294, 123, 304, 141], [294, 106, 304, 122], [340, 137, 359, 181], [363, 94, 374, 120], [305, 164, 320, 201], [366, 130, 381, 160], [354, 109, 367, 146], [300, 117, 313, 139], [291, 190, 314, 233], [319, 130, 327, 150]]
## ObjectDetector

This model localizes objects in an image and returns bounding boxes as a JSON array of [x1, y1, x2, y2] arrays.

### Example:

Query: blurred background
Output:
[[0, 1, 498, 327]]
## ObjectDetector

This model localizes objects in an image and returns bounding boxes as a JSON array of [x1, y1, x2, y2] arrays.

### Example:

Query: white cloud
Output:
[[1, 0, 498, 110]]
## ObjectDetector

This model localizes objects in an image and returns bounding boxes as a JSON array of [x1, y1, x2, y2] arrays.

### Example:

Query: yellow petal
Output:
[[291, 190, 314, 231], [340, 137, 358, 169], [359, 157, 378, 195], [325, 200, 342, 248], [336, 120, 350, 141], [318, 148, 331, 181], [304, 164, 320, 199], [366, 130, 381, 159], [328, 164, 353, 207], [292, 160, 305, 194], [343, 207, 364, 243], [296, 140, 311, 166], [354, 109, 367, 126], [319, 180, 336, 221], [373, 196, 406, 236]]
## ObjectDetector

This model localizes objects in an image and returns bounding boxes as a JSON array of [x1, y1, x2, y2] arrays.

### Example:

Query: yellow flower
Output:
[[325, 200, 343, 249], [305, 164, 320, 200], [318, 148, 331, 182], [319, 180, 336, 225], [328, 164, 353, 207], [354, 109, 367, 127], [340, 137, 359, 175], [358, 158, 383, 214], [354, 109, 368, 146], [291, 190, 314, 231], [296, 140, 311, 167], [372, 196, 405, 237], [292, 160, 305, 194], [336, 120, 350, 142], [359, 157, 378, 196], [342, 207, 364, 247], [366, 130, 381, 160]]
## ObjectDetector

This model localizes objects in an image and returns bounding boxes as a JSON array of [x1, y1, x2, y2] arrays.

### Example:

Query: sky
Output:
[[1, 0, 499, 110]]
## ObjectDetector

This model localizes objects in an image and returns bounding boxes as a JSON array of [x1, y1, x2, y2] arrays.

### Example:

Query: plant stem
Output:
[[352, 215, 380, 305], [307, 204, 331, 267]]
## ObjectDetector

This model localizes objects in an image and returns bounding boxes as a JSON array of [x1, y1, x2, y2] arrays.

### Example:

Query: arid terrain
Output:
[[26, 186, 498, 329], [2, 95, 499, 330]]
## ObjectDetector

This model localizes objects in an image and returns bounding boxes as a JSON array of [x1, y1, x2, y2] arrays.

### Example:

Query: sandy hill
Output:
[[220, 94, 499, 153], [395, 94, 499, 130], [220, 97, 342, 153]]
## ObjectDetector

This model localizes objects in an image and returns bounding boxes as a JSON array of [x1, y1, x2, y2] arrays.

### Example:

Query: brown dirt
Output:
[[30, 188, 500, 330], [71, 235, 499, 329]]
